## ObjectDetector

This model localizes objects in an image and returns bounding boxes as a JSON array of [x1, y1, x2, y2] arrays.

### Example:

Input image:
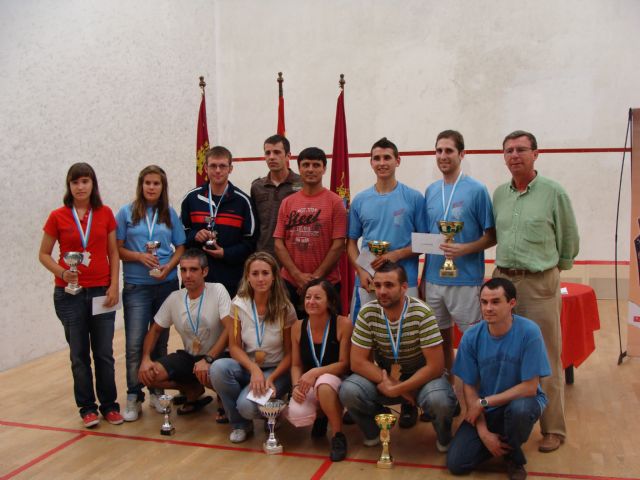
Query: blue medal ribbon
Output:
[[72, 207, 93, 250], [306, 317, 331, 368], [252, 300, 266, 348], [441, 169, 463, 221], [207, 183, 228, 230], [383, 298, 409, 363], [184, 289, 205, 337], [145, 208, 158, 241]]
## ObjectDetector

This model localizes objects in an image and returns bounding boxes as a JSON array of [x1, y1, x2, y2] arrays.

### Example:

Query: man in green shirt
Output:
[[492, 130, 579, 454]]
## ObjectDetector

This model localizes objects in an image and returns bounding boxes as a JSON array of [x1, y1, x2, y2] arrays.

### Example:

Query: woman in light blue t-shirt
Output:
[[115, 165, 186, 422]]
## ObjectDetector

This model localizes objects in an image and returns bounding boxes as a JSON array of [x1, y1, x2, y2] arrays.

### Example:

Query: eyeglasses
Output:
[[504, 147, 534, 155], [207, 163, 230, 170]]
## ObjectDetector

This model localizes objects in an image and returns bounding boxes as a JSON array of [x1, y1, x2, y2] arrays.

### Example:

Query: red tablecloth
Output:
[[453, 282, 600, 369]]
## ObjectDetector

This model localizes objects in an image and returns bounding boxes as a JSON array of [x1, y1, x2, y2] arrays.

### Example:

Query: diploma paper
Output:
[[356, 249, 377, 277], [247, 387, 274, 406], [92, 294, 122, 315], [411, 232, 446, 255]]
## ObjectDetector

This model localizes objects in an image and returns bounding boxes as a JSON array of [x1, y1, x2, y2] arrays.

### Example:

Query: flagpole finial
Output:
[[339, 74, 345, 90], [199, 76, 206, 94], [277, 72, 284, 96]]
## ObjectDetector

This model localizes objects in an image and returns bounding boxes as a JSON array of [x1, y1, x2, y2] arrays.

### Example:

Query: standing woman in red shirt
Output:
[[39, 163, 122, 428]]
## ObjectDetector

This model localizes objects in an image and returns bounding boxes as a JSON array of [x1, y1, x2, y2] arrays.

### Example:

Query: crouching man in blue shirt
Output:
[[447, 277, 550, 480]]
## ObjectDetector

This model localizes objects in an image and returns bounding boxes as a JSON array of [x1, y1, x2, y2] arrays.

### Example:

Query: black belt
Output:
[[497, 266, 538, 276]]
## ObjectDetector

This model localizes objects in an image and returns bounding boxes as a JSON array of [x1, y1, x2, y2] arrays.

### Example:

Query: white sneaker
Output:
[[363, 436, 381, 447], [436, 440, 450, 453], [149, 393, 165, 414], [123, 397, 142, 422], [230, 423, 254, 443]]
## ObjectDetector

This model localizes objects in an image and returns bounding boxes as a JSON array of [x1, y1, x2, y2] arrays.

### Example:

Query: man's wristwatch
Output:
[[479, 398, 489, 408], [204, 355, 214, 364]]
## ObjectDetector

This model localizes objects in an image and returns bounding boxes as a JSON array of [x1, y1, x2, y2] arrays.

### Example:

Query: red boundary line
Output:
[[416, 258, 631, 266], [233, 147, 631, 162], [0, 432, 86, 480], [2, 420, 638, 480]]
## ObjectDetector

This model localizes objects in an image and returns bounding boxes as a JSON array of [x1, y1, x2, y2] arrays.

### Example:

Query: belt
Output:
[[497, 266, 538, 276]]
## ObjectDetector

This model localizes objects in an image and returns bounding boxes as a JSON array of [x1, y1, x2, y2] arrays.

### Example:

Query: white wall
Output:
[[1, 0, 638, 370]]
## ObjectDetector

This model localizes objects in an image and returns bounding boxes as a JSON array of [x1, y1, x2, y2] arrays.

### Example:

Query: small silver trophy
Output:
[[258, 399, 286, 454], [203, 216, 218, 250], [145, 241, 162, 278], [159, 394, 175, 436], [63, 252, 84, 295]]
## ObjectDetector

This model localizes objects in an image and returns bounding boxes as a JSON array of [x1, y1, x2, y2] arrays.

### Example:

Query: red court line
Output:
[[1, 420, 638, 480], [0, 432, 86, 480], [233, 147, 631, 162], [417, 258, 631, 266], [310, 459, 333, 480]]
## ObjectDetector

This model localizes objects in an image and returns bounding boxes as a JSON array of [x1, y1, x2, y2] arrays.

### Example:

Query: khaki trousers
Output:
[[493, 267, 565, 437]]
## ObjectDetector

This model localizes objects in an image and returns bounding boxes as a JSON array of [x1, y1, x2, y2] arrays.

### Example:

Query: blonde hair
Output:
[[236, 252, 292, 325]]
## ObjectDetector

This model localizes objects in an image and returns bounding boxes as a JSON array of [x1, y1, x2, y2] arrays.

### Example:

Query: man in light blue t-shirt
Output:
[[421, 130, 495, 374]]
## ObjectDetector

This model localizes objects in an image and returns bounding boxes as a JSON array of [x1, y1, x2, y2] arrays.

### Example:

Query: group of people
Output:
[[39, 129, 579, 479]]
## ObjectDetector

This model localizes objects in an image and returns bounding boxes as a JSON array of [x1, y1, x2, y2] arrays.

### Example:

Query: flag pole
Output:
[[200, 76, 206, 95], [339, 73, 345, 90], [278, 71, 284, 96]]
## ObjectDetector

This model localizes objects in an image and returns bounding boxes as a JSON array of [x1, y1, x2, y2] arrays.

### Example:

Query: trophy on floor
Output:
[[367, 240, 391, 291], [203, 216, 218, 250], [145, 241, 162, 278], [375, 413, 398, 469], [438, 221, 464, 277], [63, 252, 84, 295], [259, 399, 286, 454], [159, 394, 175, 436]]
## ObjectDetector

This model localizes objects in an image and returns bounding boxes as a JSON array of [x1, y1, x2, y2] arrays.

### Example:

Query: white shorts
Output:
[[424, 281, 481, 332]]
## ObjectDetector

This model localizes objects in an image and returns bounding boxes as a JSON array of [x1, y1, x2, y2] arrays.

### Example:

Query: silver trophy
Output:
[[258, 399, 286, 454], [63, 252, 84, 295], [159, 394, 175, 436], [145, 241, 162, 278], [203, 216, 218, 250]]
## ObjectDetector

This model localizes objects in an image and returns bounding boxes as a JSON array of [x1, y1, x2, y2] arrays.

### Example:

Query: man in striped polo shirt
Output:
[[339, 262, 458, 452]]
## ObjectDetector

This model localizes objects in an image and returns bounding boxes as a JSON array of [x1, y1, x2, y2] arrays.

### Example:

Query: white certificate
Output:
[[356, 249, 377, 277], [246, 387, 274, 406], [411, 232, 446, 255], [92, 294, 123, 315]]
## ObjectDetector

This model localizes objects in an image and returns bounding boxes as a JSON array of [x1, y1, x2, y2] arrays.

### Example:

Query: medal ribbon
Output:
[[252, 301, 266, 348], [383, 298, 409, 363], [306, 317, 331, 368], [145, 208, 158, 241], [441, 169, 463, 221], [72, 207, 93, 250], [207, 183, 229, 229], [184, 290, 205, 337]]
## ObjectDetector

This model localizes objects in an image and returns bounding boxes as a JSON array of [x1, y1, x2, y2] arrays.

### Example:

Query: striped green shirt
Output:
[[352, 296, 442, 375]]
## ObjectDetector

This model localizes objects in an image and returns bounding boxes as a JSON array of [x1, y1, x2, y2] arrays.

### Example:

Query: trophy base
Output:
[[376, 460, 394, 469], [439, 268, 458, 278], [203, 243, 218, 251], [160, 427, 175, 436], [64, 285, 83, 295], [263, 443, 283, 455], [149, 269, 162, 278]]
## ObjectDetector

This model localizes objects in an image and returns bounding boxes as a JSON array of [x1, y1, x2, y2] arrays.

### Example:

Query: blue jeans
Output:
[[447, 397, 542, 474], [53, 286, 119, 416], [339, 373, 458, 445], [122, 280, 178, 400], [210, 357, 291, 430]]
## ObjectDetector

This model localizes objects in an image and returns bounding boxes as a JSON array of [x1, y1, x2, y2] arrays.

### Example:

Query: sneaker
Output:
[[149, 393, 165, 414], [330, 432, 347, 462], [230, 423, 254, 443], [104, 410, 124, 425], [399, 403, 418, 429], [311, 416, 328, 438], [436, 439, 450, 453], [123, 397, 142, 422], [506, 460, 528, 480], [363, 435, 380, 447], [82, 412, 100, 428]]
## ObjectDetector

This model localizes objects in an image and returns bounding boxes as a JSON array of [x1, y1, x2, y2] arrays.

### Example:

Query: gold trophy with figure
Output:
[[438, 221, 464, 277], [367, 241, 391, 291], [375, 413, 398, 468]]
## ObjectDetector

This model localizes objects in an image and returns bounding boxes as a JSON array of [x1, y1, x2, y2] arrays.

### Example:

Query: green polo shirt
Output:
[[493, 173, 579, 272]]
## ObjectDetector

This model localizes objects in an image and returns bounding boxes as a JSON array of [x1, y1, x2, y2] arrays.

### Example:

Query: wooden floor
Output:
[[1, 300, 640, 480]]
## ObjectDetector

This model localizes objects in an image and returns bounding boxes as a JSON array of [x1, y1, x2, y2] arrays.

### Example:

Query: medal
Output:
[[72, 206, 93, 262], [306, 318, 330, 368], [390, 362, 402, 381], [441, 169, 463, 221], [207, 184, 228, 233], [254, 350, 266, 366], [383, 298, 409, 379], [185, 289, 205, 355], [252, 301, 267, 366]]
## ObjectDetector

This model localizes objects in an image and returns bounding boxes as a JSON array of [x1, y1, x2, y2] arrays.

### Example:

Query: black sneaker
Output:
[[342, 410, 355, 425], [506, 460, 527, 480], [311, 416, 328, 437], [399, 403, 418, 428], [330, 432, 347, 462]]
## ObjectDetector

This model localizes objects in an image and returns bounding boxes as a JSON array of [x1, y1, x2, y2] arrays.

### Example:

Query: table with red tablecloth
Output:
[[453, 282, 600, 383]]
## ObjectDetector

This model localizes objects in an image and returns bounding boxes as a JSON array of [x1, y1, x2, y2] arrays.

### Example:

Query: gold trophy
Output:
[[438, 221, 464, 277], [367, 241, 391, 291], [375, 413, 397, 469]]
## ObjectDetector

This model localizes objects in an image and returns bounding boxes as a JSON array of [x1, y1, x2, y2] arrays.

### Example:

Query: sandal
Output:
[[215, 407, 229, 424], [177, 396, 213, 415]]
